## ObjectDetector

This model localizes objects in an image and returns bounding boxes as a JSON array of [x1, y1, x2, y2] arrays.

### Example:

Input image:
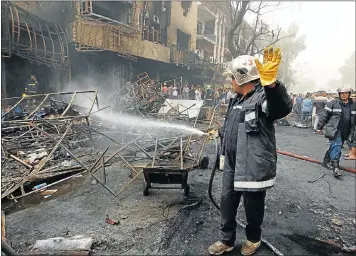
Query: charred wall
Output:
[[168, 1, 197, 51]]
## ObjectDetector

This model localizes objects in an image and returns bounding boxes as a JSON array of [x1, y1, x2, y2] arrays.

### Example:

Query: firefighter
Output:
[[23, 75, 39, 96], [208, 48, 292, 256], [317, 86, 356, 177]]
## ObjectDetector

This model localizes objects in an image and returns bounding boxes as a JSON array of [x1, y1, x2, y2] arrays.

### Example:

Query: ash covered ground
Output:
[[4, 126, 356, 255]]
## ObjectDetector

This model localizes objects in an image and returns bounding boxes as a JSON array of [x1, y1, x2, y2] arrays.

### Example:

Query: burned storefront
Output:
[[1, 1, 71, 97]]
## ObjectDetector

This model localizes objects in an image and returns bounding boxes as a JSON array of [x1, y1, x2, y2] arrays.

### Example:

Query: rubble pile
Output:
[[109, 72, 166, 115], [1, 74, 221, 201], [1, 91, 101, 199]]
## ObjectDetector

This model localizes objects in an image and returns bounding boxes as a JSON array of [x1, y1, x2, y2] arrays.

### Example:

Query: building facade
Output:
[[1, 1, 254, 97]]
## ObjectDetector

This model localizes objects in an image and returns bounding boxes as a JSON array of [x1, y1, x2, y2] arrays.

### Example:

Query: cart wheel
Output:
[[143, 185, 149, 196], [184, 185, 190, 196], [199, 156, 209, 169], [143, 188, 149, 196]]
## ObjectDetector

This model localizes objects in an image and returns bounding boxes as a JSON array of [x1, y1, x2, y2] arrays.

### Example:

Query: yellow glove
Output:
[[22, 93, 28, 98], [255, 47, 282, 86]]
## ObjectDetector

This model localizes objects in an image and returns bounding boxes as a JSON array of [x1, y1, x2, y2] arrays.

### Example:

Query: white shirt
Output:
[[195, 90, 201, 100]]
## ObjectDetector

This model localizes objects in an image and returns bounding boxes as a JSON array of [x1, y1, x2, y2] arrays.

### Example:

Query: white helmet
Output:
[[222, 55, 260, 85], [337, 85, 352, 93]]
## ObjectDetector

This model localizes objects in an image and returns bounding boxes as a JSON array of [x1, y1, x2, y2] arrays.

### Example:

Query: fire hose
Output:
[[208, 136, 284, 256], [276, 150, 356, 174]]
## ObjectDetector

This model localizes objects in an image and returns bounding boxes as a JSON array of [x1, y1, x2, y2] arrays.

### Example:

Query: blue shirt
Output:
[[302, 98, 313, 112], [296, 96, 303, 104]]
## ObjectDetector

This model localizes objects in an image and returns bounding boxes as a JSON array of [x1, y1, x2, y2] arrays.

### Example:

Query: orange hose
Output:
[[277, 149, 356, 174]]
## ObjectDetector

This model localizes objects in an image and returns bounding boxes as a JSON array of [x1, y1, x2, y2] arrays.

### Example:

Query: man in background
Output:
[[301, 93, 313, 126], [24, 75, 39, 96], [183, 85, 190, 99], [189, 85, 195, 100], [167, 85, 173, 99], [162, 83, 168, 96], [313, 91, 328, 133], [317, 86, 355, 177], [295, 94, 304, 120], [205, 85, 214, 106]]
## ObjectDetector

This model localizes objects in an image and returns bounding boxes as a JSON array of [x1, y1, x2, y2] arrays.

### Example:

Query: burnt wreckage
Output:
[[1, 72, 221, 200]]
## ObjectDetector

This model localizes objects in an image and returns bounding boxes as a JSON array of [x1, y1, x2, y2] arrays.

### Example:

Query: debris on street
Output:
[[1, 91, 100, 200], [32, 235, 93, 255], [105, 215, 120, 226], [1, 72, 221, 202], [331, 217, 344, 227]]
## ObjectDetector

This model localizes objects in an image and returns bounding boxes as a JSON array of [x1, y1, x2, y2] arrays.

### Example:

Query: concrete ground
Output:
[[3, 126, 356, 255]]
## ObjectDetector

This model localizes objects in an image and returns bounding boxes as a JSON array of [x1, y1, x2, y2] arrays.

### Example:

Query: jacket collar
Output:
[[337, 97, 353, 105]]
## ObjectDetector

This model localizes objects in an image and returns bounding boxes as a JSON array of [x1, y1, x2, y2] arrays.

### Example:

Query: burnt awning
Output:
[[1, 2, 69, 69]]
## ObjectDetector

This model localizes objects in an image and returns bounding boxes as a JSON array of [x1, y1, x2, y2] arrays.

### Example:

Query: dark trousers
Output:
[[220, 145, 266, 246]]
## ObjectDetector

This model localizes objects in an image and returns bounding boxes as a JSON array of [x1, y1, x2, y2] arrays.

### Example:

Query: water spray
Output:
[[92, 111, 206, 136]]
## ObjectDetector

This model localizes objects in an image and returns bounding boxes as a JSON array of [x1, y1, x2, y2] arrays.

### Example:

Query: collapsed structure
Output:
[[1, 72, 221, 200]]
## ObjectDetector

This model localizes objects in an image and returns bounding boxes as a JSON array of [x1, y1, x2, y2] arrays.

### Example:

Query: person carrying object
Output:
[[317, 85, 356, 177], [208, 48, 292, 256]]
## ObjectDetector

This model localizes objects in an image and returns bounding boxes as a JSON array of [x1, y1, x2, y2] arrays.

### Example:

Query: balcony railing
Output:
[[197, 30, 216, 44], [203, 33, 216, 42]]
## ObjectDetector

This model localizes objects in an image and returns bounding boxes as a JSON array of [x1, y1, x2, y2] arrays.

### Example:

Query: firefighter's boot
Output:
[[208, 241, 234, 255], [322, 150, 331, 169], [241, 240, 261, 256], [331, 160, 342, 177]]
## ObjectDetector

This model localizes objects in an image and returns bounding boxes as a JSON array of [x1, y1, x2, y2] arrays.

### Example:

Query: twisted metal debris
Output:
[[1, 73, 221, 200]]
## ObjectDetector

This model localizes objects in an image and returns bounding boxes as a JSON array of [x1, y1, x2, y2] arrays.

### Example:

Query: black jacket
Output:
[[220, 81, 292, 191], [313, 96, 328, 115], [317, 98, 356, 139], [25, 78, 39, 94]]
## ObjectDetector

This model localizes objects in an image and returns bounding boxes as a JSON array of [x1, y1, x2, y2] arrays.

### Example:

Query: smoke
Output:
[[58, 58, 205, 137], [61, 60, 135, 112]]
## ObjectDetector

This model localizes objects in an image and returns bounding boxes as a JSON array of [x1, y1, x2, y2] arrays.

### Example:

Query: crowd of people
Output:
[[161, 83, 236, 105], [290, 90, 356, 133], [289, 88, 356, 174]]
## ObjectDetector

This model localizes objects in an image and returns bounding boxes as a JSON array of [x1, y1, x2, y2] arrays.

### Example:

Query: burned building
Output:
[[1, 1, 254, 97], [1, 1, 72, 97]]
